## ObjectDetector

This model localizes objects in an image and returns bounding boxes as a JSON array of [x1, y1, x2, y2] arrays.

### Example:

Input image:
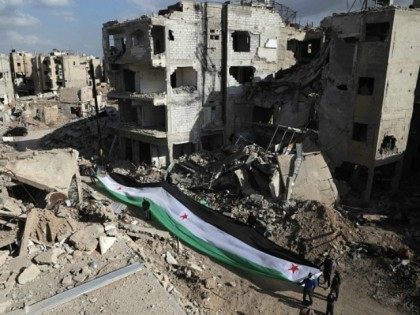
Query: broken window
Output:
[[109, 35, 115, 47], [201, 134, 223, 151], [0, 72, 3, 80], [365, 22, 390, 42], [303, 39, 321, 58], [379, 135, 397, 154], [337, 84, 348, 91], [138, 141, 151, 163], [343, 36, 358, 44], [141, 105, 166, 130], [229, 66, 255, 84], [373, 162, 397, 194], [352, 123, 368, 142], [123, 69, 136, 93], [232, 31, 250, 52], [173, 143, 194, 159], [131, 30, 143, 46], [210, 35, 220, 40], [334, 162, 369, 194], [125, 138, 133, 161], [358, 77, 374, 95], [152, 25, 165, 55], [168, 30, 174, 41], [170, 67, 197, 89], [252, 106, 273, 124]]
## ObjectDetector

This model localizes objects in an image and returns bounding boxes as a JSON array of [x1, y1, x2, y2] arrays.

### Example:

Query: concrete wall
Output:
[[318, 8, 420, 201], [374, 10, 420, 163], [318, 10, 395, 168], [0, 53, 15, 105], [225, 3, 298, 135]]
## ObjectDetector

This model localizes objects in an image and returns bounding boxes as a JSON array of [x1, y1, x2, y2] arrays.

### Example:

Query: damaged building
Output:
[[33, 50, 103, 94], [103, 0, 303, 167], [318, 8, 420, 202], [242, 6, 420, 203], [0, 53, 15, 107], [10, 50, 35, 96]]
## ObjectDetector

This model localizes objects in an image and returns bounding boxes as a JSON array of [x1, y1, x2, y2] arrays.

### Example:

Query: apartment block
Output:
[[10, 50, 34, 96], [33, 50, 103, 94], [318, 8, 420, 201], [0, 53, 15, 106], [103, 0, 300, 167]]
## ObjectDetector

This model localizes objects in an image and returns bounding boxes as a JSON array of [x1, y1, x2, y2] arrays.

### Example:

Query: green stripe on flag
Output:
[[96, 177, 290, 281]]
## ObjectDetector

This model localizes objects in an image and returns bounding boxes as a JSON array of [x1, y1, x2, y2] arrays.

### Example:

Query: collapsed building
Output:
[[0, 53, 15, 107], [10, 50, 35, 96], [103, 1, 420, 203], [102, 0, 307, 167], [33, 50, 103, 94], [227, 6, 420, 203]]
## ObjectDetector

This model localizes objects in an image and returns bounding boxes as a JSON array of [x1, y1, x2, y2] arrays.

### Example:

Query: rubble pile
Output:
[[40, 107, 119, 159], [244, 42, 330, 132], [108, 141, 419, 312]]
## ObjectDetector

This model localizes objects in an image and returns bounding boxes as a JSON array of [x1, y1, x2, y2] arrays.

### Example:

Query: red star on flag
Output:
[[180, 213, 188, 220], [288, 264, 299, 274]]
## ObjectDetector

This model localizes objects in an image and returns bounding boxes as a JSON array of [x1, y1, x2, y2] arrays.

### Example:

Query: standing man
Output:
[[142, 199, 151, 221], [326, 291, 337, 315], [301, 273, 316, 305], [320, 255, 334, 288], [330, 270, 341, 299]]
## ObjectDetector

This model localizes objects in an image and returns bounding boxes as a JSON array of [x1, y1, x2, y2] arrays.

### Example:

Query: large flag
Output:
[[96, 172, 321, 283]]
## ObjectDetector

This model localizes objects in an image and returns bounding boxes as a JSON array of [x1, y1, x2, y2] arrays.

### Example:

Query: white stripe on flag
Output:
[[99, 175, 320, 281]]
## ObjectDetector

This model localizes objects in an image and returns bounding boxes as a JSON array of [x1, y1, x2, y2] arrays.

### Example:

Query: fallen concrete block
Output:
[[165, 251, 178, 265], [99, 236, 116, 254], [289, 152, 338, 206], [1, 149, 79, 195], [69, 225, 103, 251], [17, 264, 41, 284], [269, 169, 280, 198], [34, 248, 64, 265]]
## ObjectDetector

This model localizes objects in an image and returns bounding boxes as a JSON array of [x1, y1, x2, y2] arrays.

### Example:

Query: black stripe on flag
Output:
[[109, 172, 318, 268]]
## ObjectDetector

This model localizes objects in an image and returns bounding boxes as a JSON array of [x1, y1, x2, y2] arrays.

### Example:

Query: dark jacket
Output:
[[302, 278, 316, 291], [331, 274, 341, 289]]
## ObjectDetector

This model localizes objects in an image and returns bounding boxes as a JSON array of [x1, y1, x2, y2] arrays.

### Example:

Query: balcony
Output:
[[116, 122, 167, 143], [108, 91, 167, 106]]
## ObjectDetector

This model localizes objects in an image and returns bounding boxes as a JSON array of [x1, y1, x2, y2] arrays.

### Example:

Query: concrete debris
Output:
[[0, 3, 418, 314], [98, 236, 116, 254], [204, 277, 217, 290], [0, 148, 79, 195], [40, 107, 118, 159], [17, 264, 41, 284], [165, 251, 178, 266], [69, 225, 103, 251], [33, 248, 64, 265], [0, 250, 9, 267]]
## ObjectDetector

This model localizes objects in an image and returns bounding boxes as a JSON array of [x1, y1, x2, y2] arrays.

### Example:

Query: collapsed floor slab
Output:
[[0, 148, 79, 195]]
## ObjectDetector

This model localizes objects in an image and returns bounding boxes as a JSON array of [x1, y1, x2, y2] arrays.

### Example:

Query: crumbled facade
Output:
[[318, 8, 420, 202], [0, 53, 15, 106], [10, 50, 34, 96], [103, 0, 301, 167], [33, 50, 103, 94]]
